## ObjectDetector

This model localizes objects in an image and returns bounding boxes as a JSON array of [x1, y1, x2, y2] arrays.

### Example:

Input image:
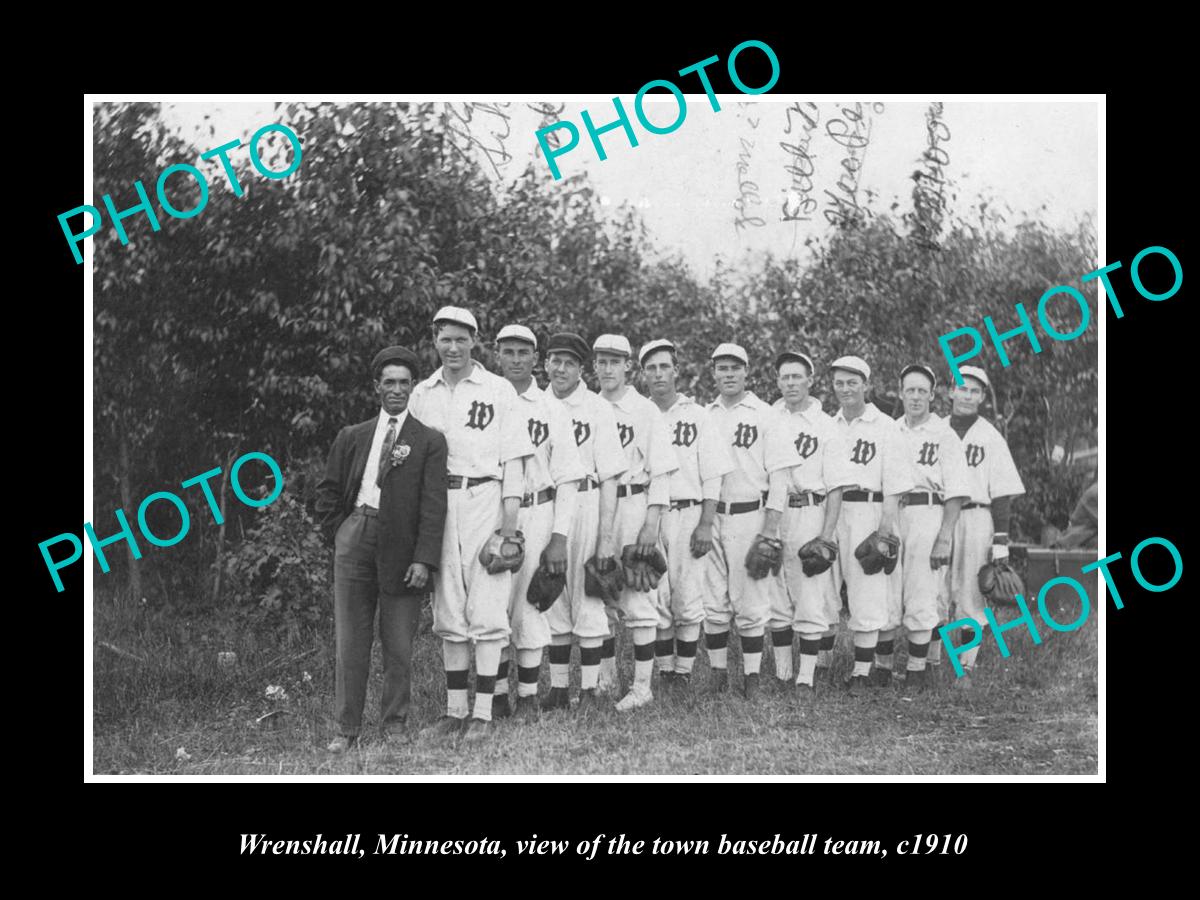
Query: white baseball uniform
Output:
[[764, 397, 853, 635], [703, 391, 777, 635], [608, 386, 678, 629], [948, 415, 1026, 625], [409, 362, 533, 643], [547, 379, 628, 640], [896, 413, 971, 631], [656, 394, 734, 628], [507, 382, 585, 650], [829, 402, 915, 632]]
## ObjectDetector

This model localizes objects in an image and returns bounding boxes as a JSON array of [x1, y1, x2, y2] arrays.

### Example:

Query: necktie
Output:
[[376, 417, 399, 488]]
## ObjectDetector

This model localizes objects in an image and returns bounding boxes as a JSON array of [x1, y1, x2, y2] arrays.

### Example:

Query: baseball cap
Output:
[[711, 342, 749, 366], [899, 363, 937, 389], [545, 332, 589, 364], [638, 338, 675, 366], [592, 334, 632, 357], [496, 324, 537, 347], [775, 349, 815, 374], [959, 365, 990, 389], [371, 345, 421, 380], [432, 305, 478, 333], [829, 355, 871, 381]]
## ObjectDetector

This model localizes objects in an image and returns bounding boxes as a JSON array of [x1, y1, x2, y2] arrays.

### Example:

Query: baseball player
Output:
[[542, 332, 628, 714], [408, 306, 535, 746], [942, 364, 1026, 688], [827, 355, 915, 695], [641, 339, 734, 696], [702, 343, 778, 699], [593, 334, 679, 711], [493, 324, 585, 721], [761, 350, 852, 695], [894, 364, 971, 694]]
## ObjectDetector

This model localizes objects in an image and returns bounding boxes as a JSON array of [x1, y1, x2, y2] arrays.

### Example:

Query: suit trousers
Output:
[[333, 510, 421, 736]]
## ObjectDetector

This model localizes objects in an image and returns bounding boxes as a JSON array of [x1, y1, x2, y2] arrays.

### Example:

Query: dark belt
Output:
[[578, 477, 599, 492], [787, 491, 825, 508], [716, 499, 764, 515], [670, 499, 701, 511], [617, 483, 647, 499], [901, 492, 944, 507], [354, 504, 379, 518], [842, 490, 883, 503], [963, 501, 991, 510], [521, 487, 556, 508], [446, 475, 496, 489]]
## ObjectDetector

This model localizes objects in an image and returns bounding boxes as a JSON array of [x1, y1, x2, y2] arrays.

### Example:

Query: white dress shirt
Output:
[[355, 408, 409, 509]]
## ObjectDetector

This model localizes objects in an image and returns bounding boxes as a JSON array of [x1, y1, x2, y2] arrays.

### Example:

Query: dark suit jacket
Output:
[[314, 411, 448, 596]]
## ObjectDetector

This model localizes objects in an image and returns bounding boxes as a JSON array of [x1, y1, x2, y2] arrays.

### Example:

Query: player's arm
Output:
[[691, 475, 723, 557], [931, 497, 962, 569], [762, 468, 789, 539], [500, 459, 524, 535], [596, 476, 619, 557], [878, 429, 915, 537], [988, 495, 1017, 559], [637, 471, 669, 553], [820, 487, 844, 541]]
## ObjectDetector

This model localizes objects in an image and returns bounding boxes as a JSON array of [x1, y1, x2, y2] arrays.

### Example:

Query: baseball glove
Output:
[[621, 544, 651, 593], [744, 534, 784, 579], [797, 537, 838, 576], [585, 555, 624, 604], [478, 529, 526, 575], [978, 559, 1025, 607], [526, 565, 566, 612], [855, 530, 900, 576], [639, 546, 668, 589]]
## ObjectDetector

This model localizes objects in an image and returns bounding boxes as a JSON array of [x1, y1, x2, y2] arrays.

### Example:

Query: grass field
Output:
[[92, 592, 1098, 776]]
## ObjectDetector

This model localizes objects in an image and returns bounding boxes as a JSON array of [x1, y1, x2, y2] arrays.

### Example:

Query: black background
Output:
[[34, 21, 1183, 886]]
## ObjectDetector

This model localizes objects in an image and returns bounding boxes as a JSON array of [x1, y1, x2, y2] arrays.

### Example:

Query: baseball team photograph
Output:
[[88, 97, 1100, 776]]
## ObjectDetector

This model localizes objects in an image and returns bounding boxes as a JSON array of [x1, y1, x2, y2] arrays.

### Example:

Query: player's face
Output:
[[901, 372, 935, 417], [642, 350, 677, 399], [714, 359, 747, 398], [375, 363, 414, 415], [593, 351, 630, 392], [546, 351, 582, 395], [832, 370, 867, 409], [950, 378, 985, 415], [497, 339, 536, 384], [777, 361, 812, 405], [434, 323, 475, 373]]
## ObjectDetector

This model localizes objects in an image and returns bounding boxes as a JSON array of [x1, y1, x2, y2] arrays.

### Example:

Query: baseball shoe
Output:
[[576, 688, 599, 718], [846, 675, 870, 696], [902, 669, 930, 696], [872, 667, 893, 688], [793, 681, 817, 704], [596, 667, 621, 700], [540, 686, 570, 712], [417, 715, 467, 745], [670, 672, 693, 699], [514, 696, 540, 723], [492, 694, 512, 720], [951, 671, 974, 691], [381, 721, 413, 745], [657, 670, 677, 690], [814, 665, 832, 685], [459, 716, 494, 746], [742, 673, 762, 701], [615, 685, 653, 712], [703, 670, 729, 694], [326, 735, 357, 754]]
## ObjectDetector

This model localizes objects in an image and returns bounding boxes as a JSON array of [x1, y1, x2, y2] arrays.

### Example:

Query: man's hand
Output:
[[690, 521, 714, 558], [635, 520, 660, 557], [404, 562, 430, 590], [930, 533, 952, 570], [542, 533, 568, 575]]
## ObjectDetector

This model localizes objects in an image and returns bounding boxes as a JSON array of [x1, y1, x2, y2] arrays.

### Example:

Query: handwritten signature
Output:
[[912, 101, 951, 248], [734, 113, 765, 232], [781, 101, 820, 222], [442, 102, 513, 177], [822, 102, 884, 229]]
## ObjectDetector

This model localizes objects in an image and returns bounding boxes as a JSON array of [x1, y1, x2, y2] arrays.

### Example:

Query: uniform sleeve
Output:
[[763, 416, 795, 474], [646, 408, 679, 481], [881, 426, 917, 496], [819, 429, 856, 491], [988, 431, 1026, 498], [498, 391, 536, 464], [648, 472, 671, 508], [697, 409, 735, 483], [406, 382, 426, 423], [938, 428, 972, 500], [548, 404, 586, 486], [551, 479, 578, 537], [592, 401, 629, 483]]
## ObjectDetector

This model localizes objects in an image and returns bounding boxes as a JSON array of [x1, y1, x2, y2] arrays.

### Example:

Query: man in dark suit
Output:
[[315, 345, 448, 752]]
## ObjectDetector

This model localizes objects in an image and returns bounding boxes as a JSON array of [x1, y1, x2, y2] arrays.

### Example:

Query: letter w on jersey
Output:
[[573, 419, 591, 446], [618, 423, 635, 448], [528, 418, 549, 447], [673, 421, 697, 447], [965, 443, 986, 467], [733, 423, 758, 449], [794, 432, 819, 459], [917, 441, 939, 466], [466, 400, 495, 430], [850, 438, 876, 466]]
